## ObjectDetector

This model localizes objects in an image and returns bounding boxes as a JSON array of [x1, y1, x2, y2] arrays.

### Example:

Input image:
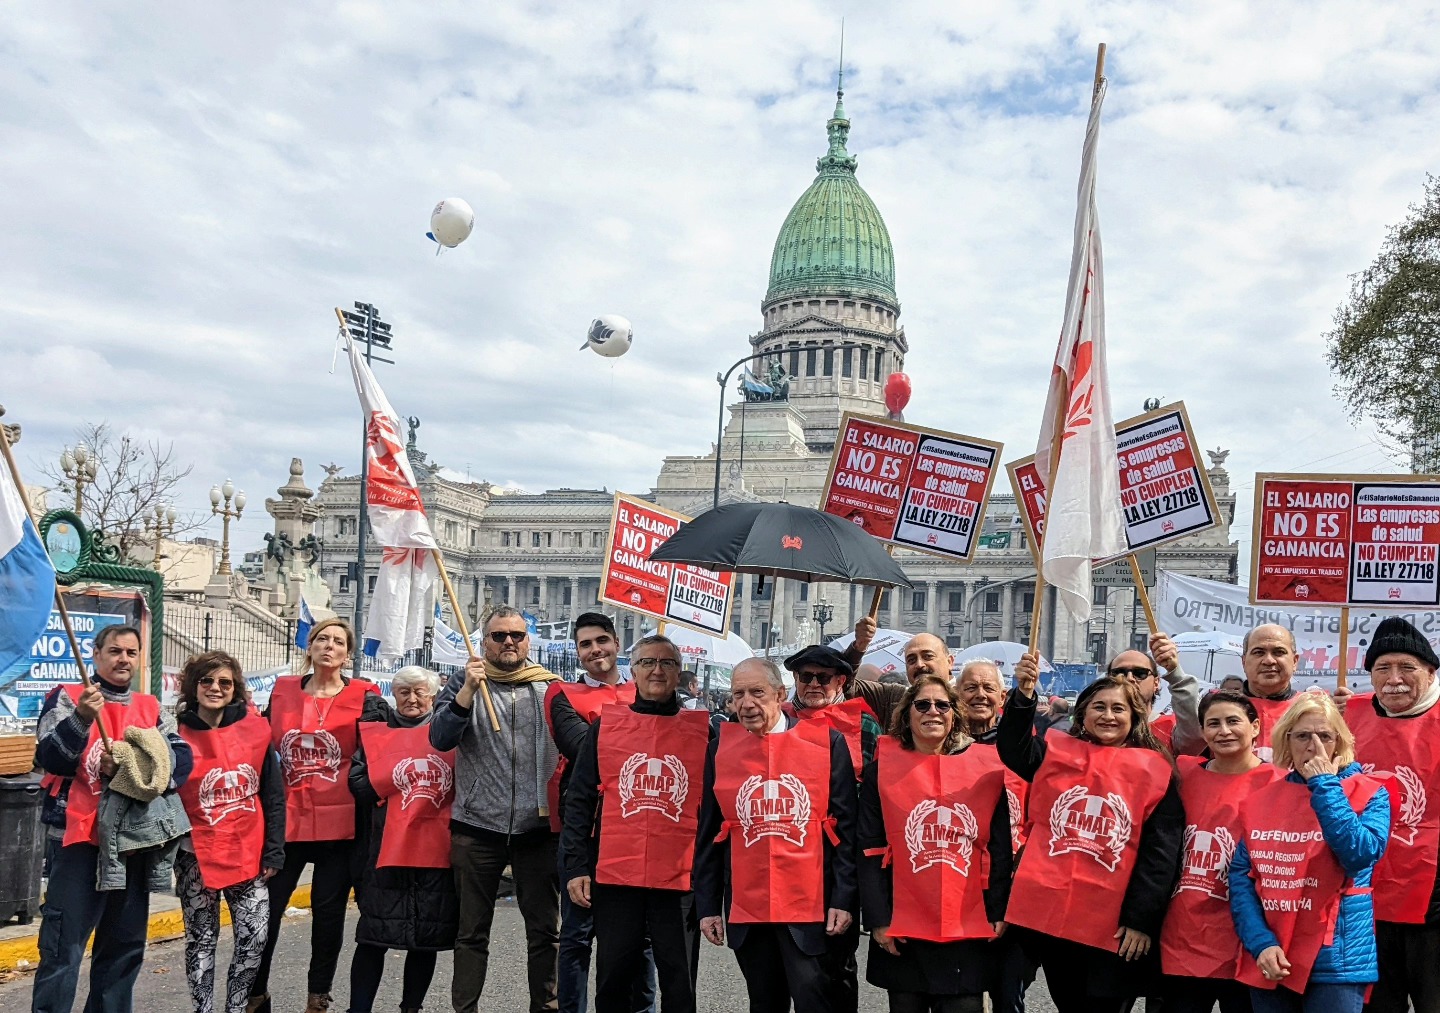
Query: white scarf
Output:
[[1380, 678, 1440, 718]]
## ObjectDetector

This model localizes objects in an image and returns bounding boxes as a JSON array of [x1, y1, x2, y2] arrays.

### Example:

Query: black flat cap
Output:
[[783, 644, 854, 676]]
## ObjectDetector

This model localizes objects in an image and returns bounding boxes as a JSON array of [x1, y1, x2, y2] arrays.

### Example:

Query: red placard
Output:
[[599, 494, 736, 636], [820, 413, 1003, 562], [1007, 459, 1048, 566]]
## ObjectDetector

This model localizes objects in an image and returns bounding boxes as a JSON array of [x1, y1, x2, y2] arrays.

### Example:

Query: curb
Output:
[[0, 884, 313, 973]]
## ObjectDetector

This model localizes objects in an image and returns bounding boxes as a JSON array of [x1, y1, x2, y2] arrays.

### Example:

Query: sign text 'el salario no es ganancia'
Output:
[[1251, 474, 1440, 608], [820, 413, 1004, 562], [599, 492, 736, 637]]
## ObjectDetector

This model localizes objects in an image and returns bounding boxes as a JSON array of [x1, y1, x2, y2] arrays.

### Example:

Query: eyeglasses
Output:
[[795, 670, 839, 685], [912, 699, 953, 714], [633, 658, 681, 673], [1108, 666, 1155, 679], [198, 676, 234, 690], [489, 631, 527, 644], [1289, 731, 1337, 745]]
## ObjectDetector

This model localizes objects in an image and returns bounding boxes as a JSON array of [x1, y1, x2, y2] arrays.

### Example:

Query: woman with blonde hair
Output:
[[248, 617, 388, 1013], [1229, 693, 1390, 1013]]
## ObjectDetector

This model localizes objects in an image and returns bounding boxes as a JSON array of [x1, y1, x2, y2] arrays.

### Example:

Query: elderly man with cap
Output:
[[1102, 632, 1202, 754], [1342, 616, 1440, 1013], [782, 644, 881, 1013], [694, 657, 857, 1013]]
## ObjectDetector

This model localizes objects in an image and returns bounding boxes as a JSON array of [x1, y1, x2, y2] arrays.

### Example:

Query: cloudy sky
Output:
[[5, 1, 1439, 563]]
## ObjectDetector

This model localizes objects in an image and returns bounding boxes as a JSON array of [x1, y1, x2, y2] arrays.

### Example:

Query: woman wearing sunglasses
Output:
[[249, 617, 386, 1013], [1228, 694, 1390, 1013], [997, 659, 1185, 1013], [174, 651, 285, 1013], [858, 673, 1014, 1013]]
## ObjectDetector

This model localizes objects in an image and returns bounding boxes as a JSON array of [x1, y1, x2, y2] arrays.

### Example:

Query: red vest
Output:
[[1237, 774, 1383, 992], [875, 737, 1005, 942], [1346, 696, 1440, 924], [1005, 734, 1173, 951], [1160, 757, 1280, 979], [359, 722, 455, 869], [268, 676, 375, 842], [1152, 712, 1176, 751], [972, 742, 1031, 853], [177, 714, 273, 889], [713, 720, 835, 925], [544, 680, 638, 832], [45, 685, 161, 848], [797, 697, 873, 780], [595, 705, 710, 890], [1250, 695, 1297, 763]]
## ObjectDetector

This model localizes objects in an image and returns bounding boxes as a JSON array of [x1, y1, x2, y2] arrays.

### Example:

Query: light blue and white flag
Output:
[[0, 468, 56, 674], [295, 595, 316, 649], [431, 609, 480, 666]]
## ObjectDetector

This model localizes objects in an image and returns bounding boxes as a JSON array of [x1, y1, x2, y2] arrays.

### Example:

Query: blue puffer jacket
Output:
[[1230, 763, 1390, 984]]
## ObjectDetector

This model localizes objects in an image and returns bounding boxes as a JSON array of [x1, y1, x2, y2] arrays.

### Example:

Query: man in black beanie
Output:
[[1346, 615, 1440, 1013]]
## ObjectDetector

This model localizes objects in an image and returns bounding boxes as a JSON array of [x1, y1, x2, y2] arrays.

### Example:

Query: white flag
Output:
[[431, 611, 481, 666], [346, 330, 437, 659], [1035, 80, 1126, 623]]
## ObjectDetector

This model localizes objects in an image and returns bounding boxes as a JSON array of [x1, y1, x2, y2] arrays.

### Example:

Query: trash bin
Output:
[[0, 772, 46, 925]]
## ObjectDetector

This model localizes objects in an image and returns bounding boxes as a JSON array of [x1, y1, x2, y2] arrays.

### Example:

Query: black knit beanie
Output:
[[1364, 616, 1440, 670]]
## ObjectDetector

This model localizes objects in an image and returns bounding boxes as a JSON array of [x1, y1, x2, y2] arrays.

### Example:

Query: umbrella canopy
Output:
[[830, 627, 912, 677], [648, 503, 911, 588], [656, 626, 755, 668], [953, 641, 1054, 680]]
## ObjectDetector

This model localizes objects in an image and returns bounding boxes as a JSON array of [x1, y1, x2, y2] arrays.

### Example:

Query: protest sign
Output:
[[820, 413, 1003, 562], [1251, 474, 1440, 608], [599, 493, 735, 637], [1007, 402, 1219, 567]]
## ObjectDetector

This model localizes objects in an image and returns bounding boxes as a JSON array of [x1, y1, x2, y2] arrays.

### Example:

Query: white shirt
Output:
[[581, 668, 632, 689]]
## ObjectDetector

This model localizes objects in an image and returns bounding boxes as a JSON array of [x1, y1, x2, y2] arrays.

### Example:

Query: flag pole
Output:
[[0, 417, 111, 747], [1336, 607, 1350, 691], [867, 545, 896, 620], [1127, 554, 1159, 635], [431, 549, 500, 732]]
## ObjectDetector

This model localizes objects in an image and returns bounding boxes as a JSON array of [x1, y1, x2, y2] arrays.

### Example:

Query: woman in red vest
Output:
[[1160, 691, 1277, 1013], [859, 673, 1013, 1013], [345, 665, 458, 1013], [248, 617, 387, 1013], [997, 659, 1185, 1013], [1229, 694, 1390, 1013], [175, 651, 286, 1013]]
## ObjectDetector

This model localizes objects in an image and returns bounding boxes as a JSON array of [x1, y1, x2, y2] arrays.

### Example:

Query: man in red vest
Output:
[[1345, 616, 1440, 1013], [32, 624, 194, 1013], [560, 635, 710, 1013], [545, 613, 653, 1013], [694, 658, 858, 1013], [1175, 623, 1302, 760]]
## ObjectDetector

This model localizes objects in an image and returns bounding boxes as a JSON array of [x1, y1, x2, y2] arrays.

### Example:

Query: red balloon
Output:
[[884, 372, 912, 416]]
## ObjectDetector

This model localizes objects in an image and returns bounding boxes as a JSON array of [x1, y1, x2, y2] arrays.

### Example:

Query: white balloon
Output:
[[429, 198, 475, 248], [581, 315, 633, 358]]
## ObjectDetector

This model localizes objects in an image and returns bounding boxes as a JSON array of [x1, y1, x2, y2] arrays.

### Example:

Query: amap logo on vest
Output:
[[904, 800, 978, 875], [1047, 786, 1132, 871], [279, 729, 342, 785], [1361, 764, 1426, 845], [1175, 824, 1236, 900], [618, 752, 689, 822], [198, 765, 260, 825], [736, 774, 811, 847], [393, 754, 453, 810]]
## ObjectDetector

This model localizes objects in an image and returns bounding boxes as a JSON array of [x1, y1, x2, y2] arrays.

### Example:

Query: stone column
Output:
[[507, 576, 517, 607], [537, 575, 549, 617], [889, 585, 902, 632], [569, 576, 580, 618], [925, 580, 939, 634], [740, 576, 754, 647], [1001, 583, 1016, 642]]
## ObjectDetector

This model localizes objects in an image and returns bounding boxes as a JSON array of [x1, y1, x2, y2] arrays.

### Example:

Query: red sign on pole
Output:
[[820, 413, 1004, 562], [1251, 475, 1440, 607], [599, 494, 735, 636]]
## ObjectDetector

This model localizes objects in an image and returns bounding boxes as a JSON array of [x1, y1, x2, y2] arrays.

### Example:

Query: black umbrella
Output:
[[648, 502, 911, 589]]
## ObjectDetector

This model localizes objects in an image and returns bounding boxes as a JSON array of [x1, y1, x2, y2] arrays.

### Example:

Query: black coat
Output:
[[349, 709, 459, 952], [177, 701, 287, 872]]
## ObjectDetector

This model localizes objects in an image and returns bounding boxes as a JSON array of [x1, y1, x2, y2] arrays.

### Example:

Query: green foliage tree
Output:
[[1326, 175, 1440, 469]]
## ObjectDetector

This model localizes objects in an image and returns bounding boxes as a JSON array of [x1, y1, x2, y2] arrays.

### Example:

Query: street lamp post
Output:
[[812, 598, 834, 644], [711, 342, 865, 508], [60, 444, 98, 514], [209, 480, 246, 575], [144, 502, 179, 571]]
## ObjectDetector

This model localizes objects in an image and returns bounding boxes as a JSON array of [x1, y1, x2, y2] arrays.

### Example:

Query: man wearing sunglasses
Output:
[[431, 605, 561, 1013], [1104, 631, 1202, 754]]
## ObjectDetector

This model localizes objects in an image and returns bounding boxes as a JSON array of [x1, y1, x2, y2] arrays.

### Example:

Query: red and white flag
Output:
[[1035, 80, 1126, 623], [345, 330, 437, 659]]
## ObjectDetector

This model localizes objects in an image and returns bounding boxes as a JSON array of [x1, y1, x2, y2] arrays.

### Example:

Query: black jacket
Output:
[[858, 745, 1014, 995], [558, 691, 691, 886], [177, 702, 286, 872], [996, 689, 1184, 940], [693, 714, 859, 956], [348, 708, 459, 951]]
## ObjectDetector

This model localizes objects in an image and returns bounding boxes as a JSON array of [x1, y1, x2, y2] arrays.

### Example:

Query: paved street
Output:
[[0, 902, 1063, 1012]]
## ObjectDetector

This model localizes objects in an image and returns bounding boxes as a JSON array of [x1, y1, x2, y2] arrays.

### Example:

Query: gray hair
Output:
[[631, 634, 681, 664], [956, 658, 1004, 687], [392, 666, 441, 694], [733, 657, 786, 693], [484, 605, 527, 633]]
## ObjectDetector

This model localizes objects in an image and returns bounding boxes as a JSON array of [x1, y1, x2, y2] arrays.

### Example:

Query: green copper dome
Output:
[[766, 92, 896, 304]]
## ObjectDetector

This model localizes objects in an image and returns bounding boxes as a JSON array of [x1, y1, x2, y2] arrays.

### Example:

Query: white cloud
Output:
[[2, 0, 1437, 567]]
